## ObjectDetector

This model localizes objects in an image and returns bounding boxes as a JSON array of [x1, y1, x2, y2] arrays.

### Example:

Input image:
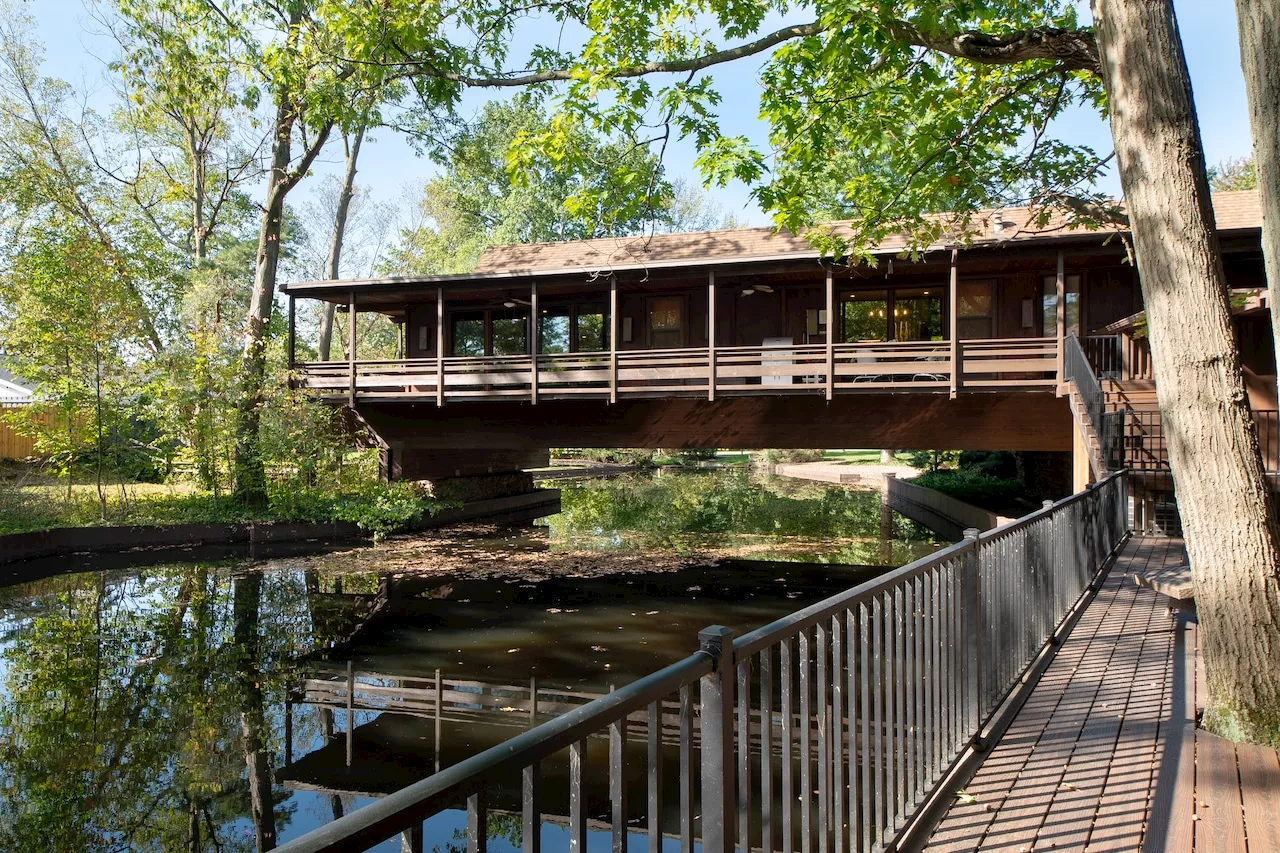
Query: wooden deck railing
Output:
[[295, 337, 1059, 404], [273, 472, 1129, 853]]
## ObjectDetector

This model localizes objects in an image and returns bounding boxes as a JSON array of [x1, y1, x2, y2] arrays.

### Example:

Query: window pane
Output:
[[843, 291, 887, 341], [539, 311, 570, 354], [577, 311, 606, 351], [648, 297, 683, 347], [957, 282, 992, 318], [1042, 275, 1081, 336], [892, 288, 943, 341], [492, 310, 527, 355], [452, 315, 484, 356]]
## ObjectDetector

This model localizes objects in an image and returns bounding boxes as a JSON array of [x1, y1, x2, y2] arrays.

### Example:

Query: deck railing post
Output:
[[436, 286, 445, 406], [699, 625, 737, 853], [708, 271, 717, 401], [610, 277, 619, 404], [530, 280, 539, 405], [825, 268, 835, 400], [348, 289, 357, 407], [959, 528, 983, 743], [948, 249, 959, 398]]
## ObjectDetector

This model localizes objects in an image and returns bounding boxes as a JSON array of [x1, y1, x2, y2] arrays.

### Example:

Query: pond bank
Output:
[[0, 488, 560, 573]]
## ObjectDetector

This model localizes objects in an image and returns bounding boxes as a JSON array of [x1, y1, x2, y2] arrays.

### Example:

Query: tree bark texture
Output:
[[1235, 0, 1280, 406], [1094, 0, 1280, 744], [231, 91, 332, 506], [317, 123, 366, 362]]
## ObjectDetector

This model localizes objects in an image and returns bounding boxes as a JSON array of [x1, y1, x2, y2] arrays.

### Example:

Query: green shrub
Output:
[[755, 448, 825, 464], [910, 469, 1024, 513]]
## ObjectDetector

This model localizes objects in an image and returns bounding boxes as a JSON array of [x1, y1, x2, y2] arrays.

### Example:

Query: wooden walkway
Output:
[[928, 536, 1280, 852]]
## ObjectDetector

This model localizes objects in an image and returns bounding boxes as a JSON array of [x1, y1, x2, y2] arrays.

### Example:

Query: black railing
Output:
[[274, 472, 1130, 853]]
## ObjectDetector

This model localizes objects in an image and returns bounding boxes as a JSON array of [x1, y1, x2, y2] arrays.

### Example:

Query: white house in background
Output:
[[0, 365, 34, 406]]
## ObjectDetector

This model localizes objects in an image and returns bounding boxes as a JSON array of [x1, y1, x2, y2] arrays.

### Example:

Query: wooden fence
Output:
[[0, 404, 50, 460]]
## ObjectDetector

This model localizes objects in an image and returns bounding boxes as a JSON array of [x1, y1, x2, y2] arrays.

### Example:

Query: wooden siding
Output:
[[0, 405, 54, 460]]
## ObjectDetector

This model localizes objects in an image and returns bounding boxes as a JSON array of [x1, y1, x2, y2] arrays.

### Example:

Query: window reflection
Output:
[[577, 309, 607, 352], [843, 291, 888, 342], [452, 313, 484, 357], [1042, 275, 1081, 336], [491, 310, 528, 355], [539, 310, 571, 354]]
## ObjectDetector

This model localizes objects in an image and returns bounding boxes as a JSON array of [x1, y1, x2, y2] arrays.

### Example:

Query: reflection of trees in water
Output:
[[433, 813, 522, 853], [550, 470, 936, 554], [0, 563, 331, 851]]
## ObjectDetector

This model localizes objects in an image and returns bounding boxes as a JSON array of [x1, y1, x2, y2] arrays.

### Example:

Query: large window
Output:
[[452, 313, 485, 356], [576, 307, 607, 351], [491, 309, 528, 355], [843, 290, 889, 342], [893, 288, 943, 341], [539, 309, 571, 354], [1042, 274, 1081, 337]]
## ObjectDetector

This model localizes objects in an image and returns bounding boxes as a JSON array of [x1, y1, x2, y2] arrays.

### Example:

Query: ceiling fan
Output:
[[499, 293, 533, 308], [740, 283, 775, 296]]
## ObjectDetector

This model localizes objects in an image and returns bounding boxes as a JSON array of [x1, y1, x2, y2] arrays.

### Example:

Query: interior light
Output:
[[503, 300, 517, 308]]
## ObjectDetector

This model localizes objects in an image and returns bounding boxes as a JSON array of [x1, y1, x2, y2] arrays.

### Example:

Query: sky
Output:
[[25, 0, 1256, 230]]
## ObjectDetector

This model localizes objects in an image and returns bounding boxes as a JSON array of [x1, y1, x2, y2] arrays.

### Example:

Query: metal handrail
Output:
[[274, 471, 1129, 853]]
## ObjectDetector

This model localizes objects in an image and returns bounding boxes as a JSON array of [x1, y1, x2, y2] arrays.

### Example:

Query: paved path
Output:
[[928, 536, 1280, 852], [770, 461, 919, 486]]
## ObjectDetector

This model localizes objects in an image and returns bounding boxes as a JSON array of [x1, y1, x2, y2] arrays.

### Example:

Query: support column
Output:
[[347, 289, 357, 408], [949, 248, 960, 398], [530, 280, 539, 405], [287, 294, 296, 372], [609, 276, 619, 404], [1072, 415, 1093, 493], [1055, 250, 1066, 394], [825, 268, 835, 400], [436, 286, 445, 407], [708, 270, 716, 401]]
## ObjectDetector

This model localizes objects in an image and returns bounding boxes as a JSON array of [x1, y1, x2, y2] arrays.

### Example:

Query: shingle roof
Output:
[[473, 191, 1263, 274]]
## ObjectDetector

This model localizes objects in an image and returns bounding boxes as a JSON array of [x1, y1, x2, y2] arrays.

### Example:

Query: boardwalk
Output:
[[928, 536, 1280, 852]]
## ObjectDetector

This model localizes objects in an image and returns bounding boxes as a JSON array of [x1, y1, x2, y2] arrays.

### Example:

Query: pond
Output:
[[0, 469, 942, 851]]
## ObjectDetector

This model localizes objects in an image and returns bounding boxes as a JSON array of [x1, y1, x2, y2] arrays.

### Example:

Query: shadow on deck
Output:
[[927, 536, 1280, 852]]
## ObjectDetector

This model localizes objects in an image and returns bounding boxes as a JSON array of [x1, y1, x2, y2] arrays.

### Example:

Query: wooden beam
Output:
[[825, 268, 835, 401], [1055, 250, 1066, 394], [949, 248, 960, 398], [436, 286, 445, 407], [530, 280, 539, 405], [609, 277, 619, 404], [348, 290, 357, 407], [287, 295, 296, 372], [708, 271, 716, 401]]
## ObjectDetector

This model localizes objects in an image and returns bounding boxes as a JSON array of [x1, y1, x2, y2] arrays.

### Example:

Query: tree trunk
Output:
[[233, 574, 277, 851], [231, 106, 293, 508], [317, 123, 366, 362], [1235, 0, 1280, 405], [1093, 0, 1280, 745]]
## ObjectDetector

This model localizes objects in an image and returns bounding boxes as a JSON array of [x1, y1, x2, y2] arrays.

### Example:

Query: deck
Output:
[[294, 337, 1059, 404], [927, 536, 1280, 852]]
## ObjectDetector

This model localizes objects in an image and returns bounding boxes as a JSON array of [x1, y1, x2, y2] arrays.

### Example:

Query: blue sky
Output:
[[29, 0, 1253, 228]]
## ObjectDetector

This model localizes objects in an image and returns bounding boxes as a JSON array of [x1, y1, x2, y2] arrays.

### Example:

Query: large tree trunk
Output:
[[1235, 0, 1280, 403], [317, 123, 366, 362], [231, 105, 294, 508], [1093, 0, 1280, 745]]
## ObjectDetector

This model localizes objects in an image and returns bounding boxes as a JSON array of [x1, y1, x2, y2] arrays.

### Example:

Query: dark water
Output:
[[0, 470, 941, 851]]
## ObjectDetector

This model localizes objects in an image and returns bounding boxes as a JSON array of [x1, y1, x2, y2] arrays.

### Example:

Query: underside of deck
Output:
[[927, 536, 1280, 852]]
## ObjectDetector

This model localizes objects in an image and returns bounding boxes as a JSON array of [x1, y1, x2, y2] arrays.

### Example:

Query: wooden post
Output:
[[698, 626, 736, 853], [708, 270, 716, 401], [1055, 250, 1066, 393], [949, 249, 959, 398], [609, 277, 619, 404], [825, 268, 835, 400], [530, 280, 539, 405], [347, 289, 357, 408], [286, 294, 296, 371], [436, 286, 445, 407]]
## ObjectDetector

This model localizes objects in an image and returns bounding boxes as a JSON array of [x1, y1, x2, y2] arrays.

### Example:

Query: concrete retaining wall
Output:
[[883, 474, 1011, 541], [0, 488, 561, 569]]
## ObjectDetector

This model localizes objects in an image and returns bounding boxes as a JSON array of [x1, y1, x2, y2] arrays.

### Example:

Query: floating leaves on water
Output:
[[591, 645, 608, 652], [646, 610, 660, 615], [506, 648, 520, 653], [546, 608, 562, 613]]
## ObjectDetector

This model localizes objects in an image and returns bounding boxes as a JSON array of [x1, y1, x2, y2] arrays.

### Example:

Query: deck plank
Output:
[[1235, 741, 1280, 853], [1195, 731, 1247, 853], [928, 536, 1194, 853]]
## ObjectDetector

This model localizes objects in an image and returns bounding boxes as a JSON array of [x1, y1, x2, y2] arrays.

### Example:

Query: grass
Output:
[[0, 475, 444, 537]]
